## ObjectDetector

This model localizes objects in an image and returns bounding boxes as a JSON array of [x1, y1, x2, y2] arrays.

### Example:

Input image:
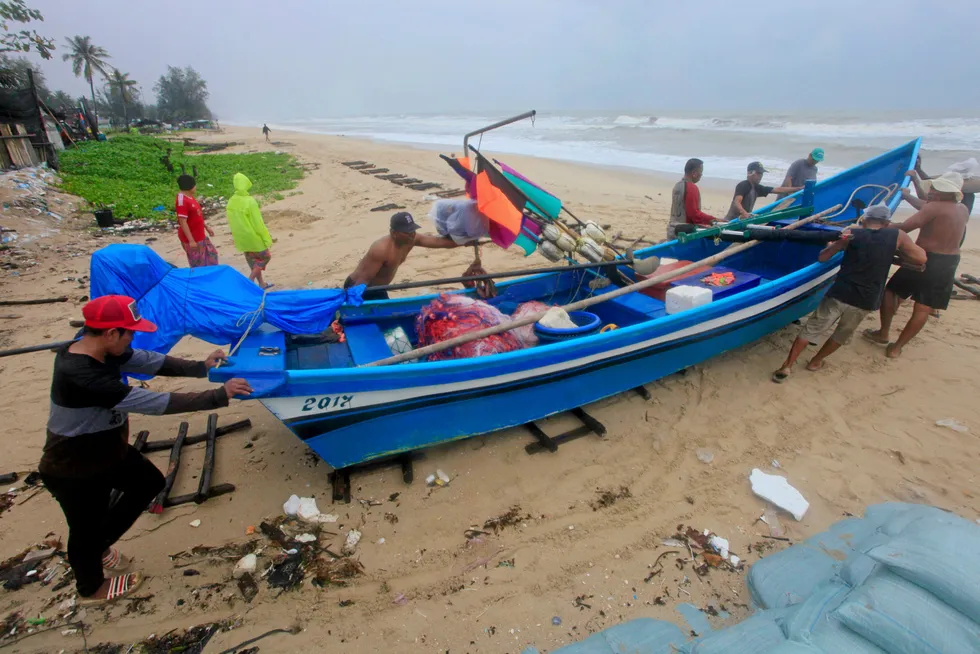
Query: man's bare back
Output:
[[350, 235, 414, 287], [898, 200, 968, 255]]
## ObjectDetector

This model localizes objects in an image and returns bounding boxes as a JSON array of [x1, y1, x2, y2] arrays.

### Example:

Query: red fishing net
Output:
[[416, 294, 523, 361]]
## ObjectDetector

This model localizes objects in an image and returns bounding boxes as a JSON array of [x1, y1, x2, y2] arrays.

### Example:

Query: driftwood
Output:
[[0, 296, 68, 306]]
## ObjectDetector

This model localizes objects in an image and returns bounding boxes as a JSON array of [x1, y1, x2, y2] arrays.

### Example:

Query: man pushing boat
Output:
[[344, 211, 461, 300], [773, 205, 925, 382], [864, 172, 969, 357]]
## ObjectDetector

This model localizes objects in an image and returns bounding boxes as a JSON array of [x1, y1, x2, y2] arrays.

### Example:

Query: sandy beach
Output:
[[2, 126, 979, 653]]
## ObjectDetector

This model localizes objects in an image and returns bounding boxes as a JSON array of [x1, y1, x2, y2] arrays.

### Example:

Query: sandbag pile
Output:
[[523, 503, 980, 654]]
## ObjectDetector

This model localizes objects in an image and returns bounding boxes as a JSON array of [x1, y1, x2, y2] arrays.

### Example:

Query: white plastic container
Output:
[[665, 285, 712, 314]]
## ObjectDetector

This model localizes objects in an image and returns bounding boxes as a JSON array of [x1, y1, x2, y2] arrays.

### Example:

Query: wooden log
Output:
[[148, 422, 188, 514], [194, 414, 219, 504], [141, 418, 251, 453], [365, 204, 843, 367], [0, 340, 73, 358], [165, 483, 235, 508], [0, 296, 69, 306]]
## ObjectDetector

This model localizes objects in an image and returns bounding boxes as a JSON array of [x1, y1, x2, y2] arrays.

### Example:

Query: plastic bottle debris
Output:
[[662, 538, 686, 548], [936, 418, 969, 433], [696, 448, 714, 464], [761, 507, 785, 538], [426, 470, 451, 487], [749, 469, 809, 521], [189, 519, 201, 528], [233, 554, 257, 579], [342, 529, 362, 555], [552, 616, 562, 626], [708, 535, 730, 559]]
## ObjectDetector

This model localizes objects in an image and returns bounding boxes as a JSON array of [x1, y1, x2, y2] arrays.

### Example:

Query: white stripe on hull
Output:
[[264, 269, 837, 421]]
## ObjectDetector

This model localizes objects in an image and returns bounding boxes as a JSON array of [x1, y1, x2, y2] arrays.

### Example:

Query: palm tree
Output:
[[107, 69, 137, 126], [61, 35, 110, 124]]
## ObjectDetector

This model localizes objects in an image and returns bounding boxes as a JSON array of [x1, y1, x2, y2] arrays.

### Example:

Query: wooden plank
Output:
[[0, 125, 24, 167], [14, 125, 39, 165]]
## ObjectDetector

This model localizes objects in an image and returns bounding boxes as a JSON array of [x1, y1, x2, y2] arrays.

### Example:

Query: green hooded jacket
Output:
[[226, 173, 273, 253]]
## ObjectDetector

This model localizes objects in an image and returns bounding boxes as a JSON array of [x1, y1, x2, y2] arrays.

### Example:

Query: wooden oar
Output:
[[364, 204, 842, 367]]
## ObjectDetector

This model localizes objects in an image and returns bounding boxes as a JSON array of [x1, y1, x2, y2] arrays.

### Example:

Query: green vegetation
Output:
[[59, 135, 304, 219]]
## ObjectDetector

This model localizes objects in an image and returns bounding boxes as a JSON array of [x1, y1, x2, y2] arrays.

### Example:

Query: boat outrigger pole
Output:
[[463, 110, 536, 173]]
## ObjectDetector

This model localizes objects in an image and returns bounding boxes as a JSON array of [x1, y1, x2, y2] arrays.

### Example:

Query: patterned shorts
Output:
[[182, 237, 219, 268], [244, 250, 271, 270]]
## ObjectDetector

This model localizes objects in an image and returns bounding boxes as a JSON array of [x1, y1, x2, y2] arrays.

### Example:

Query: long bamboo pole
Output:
[[364, 204, 842, 367]]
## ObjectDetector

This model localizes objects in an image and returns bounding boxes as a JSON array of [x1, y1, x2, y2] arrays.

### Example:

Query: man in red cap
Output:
[[39, 295, 253, 605]]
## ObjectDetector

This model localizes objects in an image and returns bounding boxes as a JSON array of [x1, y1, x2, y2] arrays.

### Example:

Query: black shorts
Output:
[[344, 276, 389, 301], [886, 252, 960, 311]]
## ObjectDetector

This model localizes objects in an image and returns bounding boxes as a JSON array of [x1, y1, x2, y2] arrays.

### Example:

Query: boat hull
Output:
[[264, 266, 836, 468]]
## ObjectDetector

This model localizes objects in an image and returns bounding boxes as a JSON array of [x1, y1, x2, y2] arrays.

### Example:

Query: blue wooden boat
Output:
[[210, 139, 920, 469]]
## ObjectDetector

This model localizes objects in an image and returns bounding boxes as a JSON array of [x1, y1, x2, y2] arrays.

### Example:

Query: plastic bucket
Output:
[[533, 311, 602, 344]]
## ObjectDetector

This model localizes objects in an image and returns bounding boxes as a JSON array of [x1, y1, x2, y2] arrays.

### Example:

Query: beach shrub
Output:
[[58, 135, 304, 219]]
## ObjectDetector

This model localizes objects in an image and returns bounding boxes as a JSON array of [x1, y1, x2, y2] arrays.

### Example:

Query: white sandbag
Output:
[[947, 158, 980, 194], [867, 521, 980, 625], [538, 306, 577, 330], [430, 199, 489, 245], [689, 612, 787, 654], [835, 570, 980, 654]]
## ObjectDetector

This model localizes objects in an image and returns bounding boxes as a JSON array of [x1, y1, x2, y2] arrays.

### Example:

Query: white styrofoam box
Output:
[[665, 285, 712, 314]]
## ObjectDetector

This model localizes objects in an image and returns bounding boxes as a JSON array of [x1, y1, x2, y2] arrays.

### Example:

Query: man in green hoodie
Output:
[[226, 173, 274, 286]]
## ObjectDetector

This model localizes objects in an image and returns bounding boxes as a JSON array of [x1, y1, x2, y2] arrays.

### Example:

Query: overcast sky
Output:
[[25, 0, 979, 121]]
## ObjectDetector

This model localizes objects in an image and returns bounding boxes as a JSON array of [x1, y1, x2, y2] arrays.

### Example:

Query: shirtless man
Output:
[[864, 172, 968, 358], [344, 212, 460, 300]]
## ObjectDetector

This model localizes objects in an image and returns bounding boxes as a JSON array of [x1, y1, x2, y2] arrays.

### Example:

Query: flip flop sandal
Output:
[[771, 371, 789, 384], [78, 572, 143, 607], [101, 547, 130, 572]]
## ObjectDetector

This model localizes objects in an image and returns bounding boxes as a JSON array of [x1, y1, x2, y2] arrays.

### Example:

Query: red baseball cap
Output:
[[82, 295, 157, 332]]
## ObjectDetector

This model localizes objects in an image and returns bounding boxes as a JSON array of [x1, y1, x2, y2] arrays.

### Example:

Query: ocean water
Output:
[[271, 111, 978, 190]]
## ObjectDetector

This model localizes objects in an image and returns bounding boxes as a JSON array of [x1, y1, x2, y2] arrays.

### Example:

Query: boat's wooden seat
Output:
[[345, 323, 394, 365]]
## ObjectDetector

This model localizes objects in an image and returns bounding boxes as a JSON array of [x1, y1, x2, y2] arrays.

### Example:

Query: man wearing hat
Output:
[[345, 211, 461, 301], [40, 295, 253, 605], [866, 171, 969, 357], [724, 161, 803, 220], [778, 148, 824, 199], [773, 205, 925, 382]]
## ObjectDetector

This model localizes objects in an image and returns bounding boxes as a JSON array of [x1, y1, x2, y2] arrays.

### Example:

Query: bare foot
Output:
[[885, 343, 902, 358], [862, 329, 889, 345], [806, 359, 825, 372]]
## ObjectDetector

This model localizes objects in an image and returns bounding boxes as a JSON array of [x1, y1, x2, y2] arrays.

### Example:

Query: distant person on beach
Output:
[[39, 295, 252, 605], [666, 158, 716, 240], [262, 123, 270, 142], [772, 205, 925, 382], [865, 172, 968, 357], [175, 175, 218, 268], [724, 161, 803, 220], [345, 212, 461, 300], [777, 148, 824, 199], [226, 172, 274, 287]]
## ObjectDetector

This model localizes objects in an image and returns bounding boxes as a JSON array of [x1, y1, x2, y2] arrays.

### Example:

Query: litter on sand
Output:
[[283, 494, 339, 523], [342, 529, 362, 555], [936, 418, 969, 433], [750, 468, 809, 521]]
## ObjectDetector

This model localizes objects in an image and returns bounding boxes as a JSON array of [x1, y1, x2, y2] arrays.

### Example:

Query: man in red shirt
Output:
[[175, 175, 218, 267], [666, 158, 716, 240]]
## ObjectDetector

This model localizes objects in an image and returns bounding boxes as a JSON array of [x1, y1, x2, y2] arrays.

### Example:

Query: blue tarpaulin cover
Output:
[[89, 244, 362, 355]]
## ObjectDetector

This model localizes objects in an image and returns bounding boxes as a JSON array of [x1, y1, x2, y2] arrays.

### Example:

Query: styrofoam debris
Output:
[[750, 468, 809, 521], [295, 533, 317, 543], [730, 555, 740, 567], [296, 498, 321, 522], [343, 529, 362, 555], [189, 519, 201, 528]]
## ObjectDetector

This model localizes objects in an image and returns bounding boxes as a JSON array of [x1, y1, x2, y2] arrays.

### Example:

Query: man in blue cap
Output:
[[778, 148, 824, 199]]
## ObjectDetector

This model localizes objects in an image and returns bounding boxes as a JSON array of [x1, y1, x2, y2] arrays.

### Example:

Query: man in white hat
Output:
[[865, 171, 969, 357]]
